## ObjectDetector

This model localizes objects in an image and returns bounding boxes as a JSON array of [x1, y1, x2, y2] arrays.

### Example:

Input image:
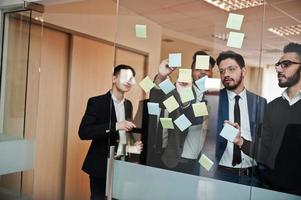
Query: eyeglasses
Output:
[[275, 60, 301, 69], [219, 65, 238, 75]]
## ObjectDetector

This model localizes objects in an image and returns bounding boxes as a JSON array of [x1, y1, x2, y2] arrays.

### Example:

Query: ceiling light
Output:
[[268, 25, 301, 37], [203, 0, 264, 11]]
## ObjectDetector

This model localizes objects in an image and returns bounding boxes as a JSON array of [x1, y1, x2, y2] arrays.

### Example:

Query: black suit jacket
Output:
[[79, 91, 133, 178]]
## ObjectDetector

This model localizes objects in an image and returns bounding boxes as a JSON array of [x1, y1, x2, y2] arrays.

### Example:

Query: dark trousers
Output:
[[90, 176, 106, 200]]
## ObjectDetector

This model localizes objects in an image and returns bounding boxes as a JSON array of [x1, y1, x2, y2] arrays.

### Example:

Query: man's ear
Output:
[[112, 75, 117, 83], [242, 67, 246, 78]]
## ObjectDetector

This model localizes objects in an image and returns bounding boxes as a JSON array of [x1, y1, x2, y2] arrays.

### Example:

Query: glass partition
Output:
[[110, 0, 301, 199], [0, 5, 43, 200]]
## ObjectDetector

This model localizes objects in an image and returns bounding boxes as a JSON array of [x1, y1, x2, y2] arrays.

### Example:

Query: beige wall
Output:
[[44, 0, 162, 79]]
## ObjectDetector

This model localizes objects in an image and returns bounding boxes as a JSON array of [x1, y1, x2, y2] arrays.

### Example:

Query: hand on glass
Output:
[[116, 120, 136, 131]]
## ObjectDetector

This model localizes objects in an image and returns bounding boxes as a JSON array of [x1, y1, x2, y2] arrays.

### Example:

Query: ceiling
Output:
[[118, 0, 301, 67]]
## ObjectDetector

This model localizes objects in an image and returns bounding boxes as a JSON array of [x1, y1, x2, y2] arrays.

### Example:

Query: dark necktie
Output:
[[232, 95, 242, 166]]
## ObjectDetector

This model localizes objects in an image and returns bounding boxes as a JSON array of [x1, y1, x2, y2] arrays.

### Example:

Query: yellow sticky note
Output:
[[178, 87, 194, 103], [199, 154, 214, 171], [226, 13, 244, 31], [195, 55, 210, 70], [139, 76, 155, 93], [227, 31, 245, 49], [163, 95, 179, 113], [192, 102, 208, 117], [178, 69, 192, 83], [160, 118, 174, 129], [135, 24, 147, 38]]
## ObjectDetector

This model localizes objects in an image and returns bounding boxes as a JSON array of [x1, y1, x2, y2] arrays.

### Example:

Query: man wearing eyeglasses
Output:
[[215, 50, 267, 185], [258, 42, 301, 195]]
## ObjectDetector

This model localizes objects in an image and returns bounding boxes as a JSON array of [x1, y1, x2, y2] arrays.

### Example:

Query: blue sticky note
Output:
[[147, 102, 160, 116], [174, 114, 192, 132], [159, 79, 176, 94], [195, 76, 207, 93], [168, 53, 182, 67], [219, 123, 239, 142]]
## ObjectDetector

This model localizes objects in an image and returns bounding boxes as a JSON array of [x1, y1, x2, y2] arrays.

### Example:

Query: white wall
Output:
[[262, 65, 284, 102]]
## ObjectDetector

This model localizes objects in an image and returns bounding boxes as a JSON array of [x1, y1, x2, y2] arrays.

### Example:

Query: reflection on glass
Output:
[[113, 0, 301, 198]]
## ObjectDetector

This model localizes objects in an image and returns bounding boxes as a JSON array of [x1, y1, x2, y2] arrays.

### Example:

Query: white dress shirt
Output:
[[111, 92, 127, 156], [281, 89, 301, 106], [181, 85, 206, 159], [219, 89, 256, 168]]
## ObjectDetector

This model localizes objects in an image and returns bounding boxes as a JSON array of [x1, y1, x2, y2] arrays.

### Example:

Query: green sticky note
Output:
[[226, 13, 244, 31], [135, 24, 147, 38], [195, 55, 210, 70], [178, 69, 192, 83], [163, 95, 179, 113], [139, 76, 155, 93], [227, 31, 245, 49], [199, 154, 214, 171], [192, 102, 208, 117], [178, 87, 194, 103], [160, 118, 174, 129]]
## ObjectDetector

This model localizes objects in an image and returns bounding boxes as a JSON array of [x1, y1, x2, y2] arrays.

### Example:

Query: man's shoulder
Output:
[[246, 90, 266, 102], [268, 96, 283, 106], [88, 91, 110, 102]]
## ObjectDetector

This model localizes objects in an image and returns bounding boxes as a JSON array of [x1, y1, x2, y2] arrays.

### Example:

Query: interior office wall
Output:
[[43, 0, 162, 79], [64, 35, 115, 200], [33, 26, 70, 200]]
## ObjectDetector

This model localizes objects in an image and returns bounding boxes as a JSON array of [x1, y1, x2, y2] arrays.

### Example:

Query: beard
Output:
[[278, 67, 301, 88], [222, 72, 243, 90]]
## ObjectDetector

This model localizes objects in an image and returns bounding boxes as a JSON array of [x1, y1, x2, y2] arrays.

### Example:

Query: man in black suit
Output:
[[79, 64, 143, 200]]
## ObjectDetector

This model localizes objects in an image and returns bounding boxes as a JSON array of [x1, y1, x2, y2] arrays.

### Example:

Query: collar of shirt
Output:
[[281, 89, 301, 106], [226, 88, 247, 102], [111, 90, 125, 105]]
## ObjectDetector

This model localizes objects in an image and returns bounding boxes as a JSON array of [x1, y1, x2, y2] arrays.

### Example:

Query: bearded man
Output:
[[258, 43, 301, 195], [214, 50, 267, 186]]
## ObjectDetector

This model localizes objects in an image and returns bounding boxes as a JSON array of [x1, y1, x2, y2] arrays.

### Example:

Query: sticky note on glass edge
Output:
[[160, 118, 174, 129], [195, 76, 208, 93], [174, 114, 192, 132], [219, 123, 239, 142], [135, 24, 147, 38], [139, 76, 155, 93], [226, 13, 244, 30], [178, 69, 192, 83], [205, 78, 220, 90], [178, 87, 194, 103], [227, 31, 245, 49], [159, 79, 176, 94], [192, 102, 208, 117], [168, 53, 182, 67], [163, 95, 180, 113], [199, 154, 214, 171], [195, 55, 210, 70], [147, 102, 160, 116]]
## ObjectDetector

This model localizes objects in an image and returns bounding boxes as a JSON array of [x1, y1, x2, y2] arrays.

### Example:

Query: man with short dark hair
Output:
[[258, 43, 301, 195], [215, 50, 267, 185], [79, 64, 143, 200]]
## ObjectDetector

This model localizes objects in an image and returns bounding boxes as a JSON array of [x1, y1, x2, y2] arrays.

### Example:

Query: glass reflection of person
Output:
[[149, 51, 216, 175], [258, 43, 301, 195], [78, 65, 143, 200], [215, 51, 267, 185]]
